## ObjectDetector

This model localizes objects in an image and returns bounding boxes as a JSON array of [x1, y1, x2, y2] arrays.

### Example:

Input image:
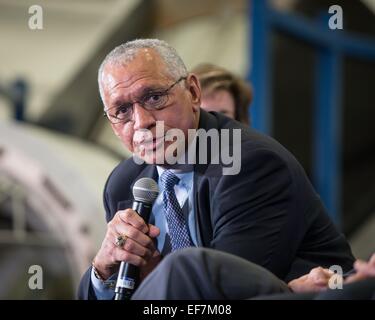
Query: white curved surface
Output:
[[0, 120, 122, 283]]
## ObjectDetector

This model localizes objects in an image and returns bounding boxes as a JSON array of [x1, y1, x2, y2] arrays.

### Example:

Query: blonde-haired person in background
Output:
[[192, 63, 252, 125]]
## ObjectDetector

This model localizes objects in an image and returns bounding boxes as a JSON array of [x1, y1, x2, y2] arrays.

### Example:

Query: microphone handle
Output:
[[114, 201, 152, 300], [114, 263, 139, 300]]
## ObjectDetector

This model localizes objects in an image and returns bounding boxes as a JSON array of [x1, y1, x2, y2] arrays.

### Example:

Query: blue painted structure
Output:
[[248, 0, 375, 226]]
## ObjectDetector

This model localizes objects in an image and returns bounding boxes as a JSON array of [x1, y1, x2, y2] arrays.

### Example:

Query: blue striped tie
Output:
[[160, 170, 194, 251]]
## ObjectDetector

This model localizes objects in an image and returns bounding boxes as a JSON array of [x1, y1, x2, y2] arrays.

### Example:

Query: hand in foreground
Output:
[[288, 267, 334, 293], [288, 253, 375, 293], [345, 253, 375, 284]]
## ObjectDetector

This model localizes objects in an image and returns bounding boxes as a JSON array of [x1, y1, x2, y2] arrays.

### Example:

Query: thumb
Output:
[[310, 267, 329, 284], [148, 224, 160, 238]]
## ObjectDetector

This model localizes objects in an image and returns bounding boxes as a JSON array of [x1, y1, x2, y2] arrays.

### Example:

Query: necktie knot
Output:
[[160, 170, 180, 191]]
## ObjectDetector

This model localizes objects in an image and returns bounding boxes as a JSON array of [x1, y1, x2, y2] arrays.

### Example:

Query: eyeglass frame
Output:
[[103, 76, 187, 124]]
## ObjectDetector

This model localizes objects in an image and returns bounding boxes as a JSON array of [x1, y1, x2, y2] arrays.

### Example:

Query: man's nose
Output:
[[132, 103, 156, 130]]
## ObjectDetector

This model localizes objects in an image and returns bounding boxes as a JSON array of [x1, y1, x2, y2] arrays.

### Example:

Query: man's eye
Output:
[[114, 106, 130, 117], [145, 93, 164, 104]]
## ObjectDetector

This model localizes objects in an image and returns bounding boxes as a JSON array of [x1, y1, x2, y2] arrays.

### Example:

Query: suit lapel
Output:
[[192, 110, 219, 247], [129, 164, 158, 190], [117, 164, 158, 211]]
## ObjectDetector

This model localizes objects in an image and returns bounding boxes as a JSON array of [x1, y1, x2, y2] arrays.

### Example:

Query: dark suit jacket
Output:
[[78, 110, 354, 299]]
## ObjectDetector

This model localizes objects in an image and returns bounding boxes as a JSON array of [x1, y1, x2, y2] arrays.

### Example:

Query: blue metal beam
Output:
[[268, 8, 375, 60], [313, 49, 343, 226], [249, 0, 272, 134]]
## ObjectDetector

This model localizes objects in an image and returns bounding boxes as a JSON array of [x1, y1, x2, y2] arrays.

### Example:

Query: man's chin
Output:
[[133, 144, 187, 166], [134, 150, 166, 165]]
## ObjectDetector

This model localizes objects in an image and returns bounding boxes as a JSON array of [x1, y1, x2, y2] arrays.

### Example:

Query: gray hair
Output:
[[98, 39, 188, 108]]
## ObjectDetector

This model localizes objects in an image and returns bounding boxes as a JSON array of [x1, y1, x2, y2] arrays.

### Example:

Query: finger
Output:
[[320, 268, 333, 277], [345, 272, 366, 284], [288, 275, 323, 293], [148, 224, 160, 238], [354, 259, 366, 269], [101, 229, 153, 265], [314, 278, 329, 286], [113, 247, 147, 267], [354, 260, 375, 277], [354, 260, 368, 272], [121, 237, 153, 260], [369, 253, 375, 266], [310, 267, 330, 284], [288, 274, 308, 284], [151, 250, 161, 258], [114, 223, 155, 250], [103, 229, 121, 252], [309, 267, 326, 278], [118, 209, 149, 233]]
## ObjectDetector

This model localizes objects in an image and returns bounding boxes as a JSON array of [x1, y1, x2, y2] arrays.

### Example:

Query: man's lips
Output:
[[135, 135, 165, 150]]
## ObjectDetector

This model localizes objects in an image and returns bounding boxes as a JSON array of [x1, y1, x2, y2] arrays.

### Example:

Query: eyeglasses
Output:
[[103, 76, 187, 124]]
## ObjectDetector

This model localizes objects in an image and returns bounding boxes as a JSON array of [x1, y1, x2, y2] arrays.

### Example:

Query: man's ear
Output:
[[186, 73, 201, 112]]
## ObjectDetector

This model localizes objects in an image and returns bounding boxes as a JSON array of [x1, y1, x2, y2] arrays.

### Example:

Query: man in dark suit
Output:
[[78, 39, 354, 300]]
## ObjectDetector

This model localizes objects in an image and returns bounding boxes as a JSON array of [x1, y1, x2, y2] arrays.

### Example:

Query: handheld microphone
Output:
[[114, 177, 159, 300]]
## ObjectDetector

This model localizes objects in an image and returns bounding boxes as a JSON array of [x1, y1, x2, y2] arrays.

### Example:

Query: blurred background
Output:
[[0, 0, 374, 299]]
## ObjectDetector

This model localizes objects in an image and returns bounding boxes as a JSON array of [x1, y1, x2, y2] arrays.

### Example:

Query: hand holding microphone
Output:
[[114, 178, 159, 300], [91, 178, 159, 299]]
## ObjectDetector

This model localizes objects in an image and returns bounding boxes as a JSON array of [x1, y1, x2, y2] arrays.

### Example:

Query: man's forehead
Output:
[[103, 69, 168, 96], [107, 48, 162, 73], [102, 50, 169, 91], [141, 48, 157, 61]]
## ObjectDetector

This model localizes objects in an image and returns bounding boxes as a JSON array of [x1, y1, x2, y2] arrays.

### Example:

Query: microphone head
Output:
[[132, 178, 159, 204]]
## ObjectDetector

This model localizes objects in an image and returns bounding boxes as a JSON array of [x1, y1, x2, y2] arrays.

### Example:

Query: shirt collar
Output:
[[156, 166, 193, 192]]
